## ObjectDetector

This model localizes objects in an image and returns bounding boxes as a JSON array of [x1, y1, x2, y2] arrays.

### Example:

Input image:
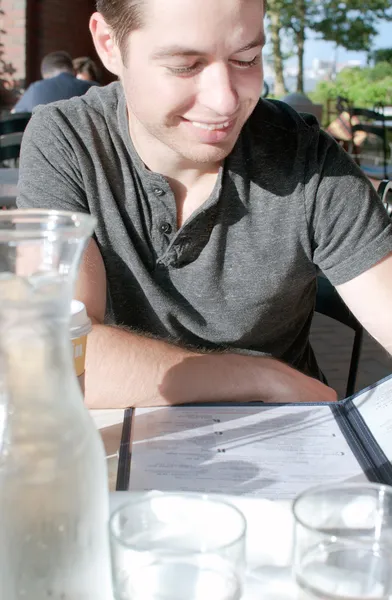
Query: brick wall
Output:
[[1, 0, 111, 98], [26, 0, 100, 85], [1, 0, 27, 84]]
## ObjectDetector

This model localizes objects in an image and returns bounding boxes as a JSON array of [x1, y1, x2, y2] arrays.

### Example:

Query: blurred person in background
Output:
[[13, 51, 97, 113], [73, 56, 103, 84]]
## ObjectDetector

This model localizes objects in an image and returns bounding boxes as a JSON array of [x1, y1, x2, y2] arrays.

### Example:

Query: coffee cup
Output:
[[70, 300, 92, 392]]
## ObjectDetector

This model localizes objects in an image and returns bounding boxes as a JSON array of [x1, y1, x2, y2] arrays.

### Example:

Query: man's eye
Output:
[[167, 63, 202, 76], [231, 55, 261, 69]]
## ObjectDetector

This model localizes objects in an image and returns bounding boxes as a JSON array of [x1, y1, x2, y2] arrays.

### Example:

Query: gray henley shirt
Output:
[[17, 82, 392, 379]]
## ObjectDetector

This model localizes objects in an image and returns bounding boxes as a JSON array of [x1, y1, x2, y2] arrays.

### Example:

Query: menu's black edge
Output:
[[116, 408, 133, 491]]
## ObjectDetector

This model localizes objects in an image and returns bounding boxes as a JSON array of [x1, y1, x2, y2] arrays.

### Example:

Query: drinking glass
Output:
[[292, 483, 392, 600], [110, 493, 246, 600]]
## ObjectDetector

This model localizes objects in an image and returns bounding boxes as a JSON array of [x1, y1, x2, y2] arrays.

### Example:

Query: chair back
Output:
[[349, 106, 389, 180], [329, 99, 390, 180], [378, 179, 392, 218], [0, 112, 31, 164]]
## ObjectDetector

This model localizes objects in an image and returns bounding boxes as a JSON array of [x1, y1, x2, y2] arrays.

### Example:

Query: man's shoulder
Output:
[[235, 98, 325, 173], [247, 98, 320, 141]]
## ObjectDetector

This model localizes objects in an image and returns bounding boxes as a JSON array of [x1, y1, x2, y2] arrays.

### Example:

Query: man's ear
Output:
[[89, 12, 122, 77]]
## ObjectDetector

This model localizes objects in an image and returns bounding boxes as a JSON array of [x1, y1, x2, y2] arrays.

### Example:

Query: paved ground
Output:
[[310, 312, 392, 399]]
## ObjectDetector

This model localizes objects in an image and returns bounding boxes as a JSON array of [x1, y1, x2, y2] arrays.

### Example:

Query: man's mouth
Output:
[[189, 120, 231, 131]]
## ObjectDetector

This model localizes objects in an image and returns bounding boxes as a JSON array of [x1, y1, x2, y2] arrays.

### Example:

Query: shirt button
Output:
[[153, 187, 165, 196], [159, 222, 172, 234]]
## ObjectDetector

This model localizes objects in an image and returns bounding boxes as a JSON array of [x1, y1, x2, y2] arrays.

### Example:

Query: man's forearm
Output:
[[84, 324, 336, 408]]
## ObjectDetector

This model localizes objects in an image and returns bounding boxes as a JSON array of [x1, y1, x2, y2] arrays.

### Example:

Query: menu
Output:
[[120, 375, 392, 499]]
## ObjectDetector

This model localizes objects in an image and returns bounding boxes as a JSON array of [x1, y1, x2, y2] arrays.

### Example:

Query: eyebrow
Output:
[[151, 33, 266, 60]]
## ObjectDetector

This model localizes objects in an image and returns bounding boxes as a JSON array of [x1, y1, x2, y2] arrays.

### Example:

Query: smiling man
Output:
[[17, 0, 392, 408]]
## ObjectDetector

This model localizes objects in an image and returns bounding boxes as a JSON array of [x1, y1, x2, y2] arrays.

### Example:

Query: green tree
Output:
[[266, 0, 288, 96], [310, 0, 392, 85], [0, 5, 17, 111], [267, 0, 392, 95], [369, 47, 392, 63], [311, 0, 392, 51], [272, 0, 317, 94]]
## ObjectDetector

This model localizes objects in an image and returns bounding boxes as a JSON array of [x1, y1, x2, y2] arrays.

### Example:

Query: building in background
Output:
[[0, 0, 111, 108]]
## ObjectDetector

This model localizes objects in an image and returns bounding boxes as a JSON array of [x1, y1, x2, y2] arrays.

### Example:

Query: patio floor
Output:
[[310, 312, 392, 400]]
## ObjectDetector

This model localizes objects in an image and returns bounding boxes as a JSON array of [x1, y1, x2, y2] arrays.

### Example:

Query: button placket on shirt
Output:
[[148, 183, 176, 259]]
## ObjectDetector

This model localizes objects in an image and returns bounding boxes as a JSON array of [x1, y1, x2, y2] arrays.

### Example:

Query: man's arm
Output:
[[336, 251, 392, 356], [77, 240, 336, 408]]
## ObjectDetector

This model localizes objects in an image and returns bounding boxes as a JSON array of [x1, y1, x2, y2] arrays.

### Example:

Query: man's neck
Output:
[[129, 115, 221, 226], [44, 70, 73, 80]]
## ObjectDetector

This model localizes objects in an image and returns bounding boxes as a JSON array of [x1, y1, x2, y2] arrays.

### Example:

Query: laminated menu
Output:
[[117, 374, 392, 499]]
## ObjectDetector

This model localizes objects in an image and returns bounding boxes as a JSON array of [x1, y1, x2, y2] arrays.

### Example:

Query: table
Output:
[[0, 167, 18, 208], [90, 409, 127, 492]]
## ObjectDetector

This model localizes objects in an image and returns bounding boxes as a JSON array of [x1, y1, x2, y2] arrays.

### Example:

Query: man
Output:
[[13, 51, 96, 113], [17, 0, 392, 408]]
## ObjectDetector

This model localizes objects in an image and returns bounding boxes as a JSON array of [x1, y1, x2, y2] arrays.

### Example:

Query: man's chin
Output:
[[181, 143, 235, 164], [183, 133, 240, 162]]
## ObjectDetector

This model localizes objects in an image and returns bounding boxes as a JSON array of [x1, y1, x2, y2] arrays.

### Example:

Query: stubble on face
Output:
[[120, 0, 265, 169]]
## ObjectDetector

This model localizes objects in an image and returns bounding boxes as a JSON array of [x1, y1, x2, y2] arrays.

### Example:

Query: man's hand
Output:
[[272, 360, 338, 403]]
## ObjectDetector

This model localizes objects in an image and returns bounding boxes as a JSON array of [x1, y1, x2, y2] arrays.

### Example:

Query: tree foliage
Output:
[[266, 0, 392, 94], [311, 0, 392, 51], [369, 47, 392, 63], [0, 6, 18, 110]]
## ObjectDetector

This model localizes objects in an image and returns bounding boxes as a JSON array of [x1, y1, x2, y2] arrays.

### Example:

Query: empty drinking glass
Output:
[[110, 493, 246, 600], [292, 483, 392, 600]]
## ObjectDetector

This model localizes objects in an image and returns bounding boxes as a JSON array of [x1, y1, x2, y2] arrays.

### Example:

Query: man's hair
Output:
[[96, 0, 266, 58], [41, 51, 74, 78], [96, 0, 144, 57]]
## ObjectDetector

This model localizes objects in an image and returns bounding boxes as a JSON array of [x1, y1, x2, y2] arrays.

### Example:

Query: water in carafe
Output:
[[0, 211, 112, 599]]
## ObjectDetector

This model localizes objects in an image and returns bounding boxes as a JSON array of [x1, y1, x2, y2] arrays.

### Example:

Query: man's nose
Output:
[[197, 63, 240, 117]]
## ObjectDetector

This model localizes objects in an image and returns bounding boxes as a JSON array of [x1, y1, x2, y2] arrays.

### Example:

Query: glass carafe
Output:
[[0, 210, 112, 599]]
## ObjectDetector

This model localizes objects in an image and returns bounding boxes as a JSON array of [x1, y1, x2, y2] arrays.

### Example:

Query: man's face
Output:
[[117, 0, 265, 166]]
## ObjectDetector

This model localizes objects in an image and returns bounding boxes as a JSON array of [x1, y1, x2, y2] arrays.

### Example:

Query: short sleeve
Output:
[[303, 128, 392, 285], [17, 105, 88, 214]]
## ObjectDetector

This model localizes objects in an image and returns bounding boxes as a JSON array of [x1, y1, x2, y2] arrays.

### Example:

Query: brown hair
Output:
[[96, 0, 266, 57], [41, 51, 74, 78], [73, 56, 102, 83], [96, 0, 144, 57]]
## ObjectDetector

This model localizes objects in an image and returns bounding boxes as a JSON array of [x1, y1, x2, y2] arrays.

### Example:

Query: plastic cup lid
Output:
[[70, 300, 92, 338]]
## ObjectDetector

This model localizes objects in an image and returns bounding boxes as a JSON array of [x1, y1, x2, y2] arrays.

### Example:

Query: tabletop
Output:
[[90, 408, 126, 492], [109, 491, 296, 600]]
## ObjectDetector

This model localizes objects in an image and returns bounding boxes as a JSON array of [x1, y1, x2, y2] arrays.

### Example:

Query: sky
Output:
[[303, 21, 391, 68]]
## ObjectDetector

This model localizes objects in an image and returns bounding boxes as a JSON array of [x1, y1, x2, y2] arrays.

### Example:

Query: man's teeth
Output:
[[191, 121, 230, 131]]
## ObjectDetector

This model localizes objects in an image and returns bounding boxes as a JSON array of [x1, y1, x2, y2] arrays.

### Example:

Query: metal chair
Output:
[[315, 275, 363, 398], [378, 179, 392, 218], [0, 112, 31, 165], [331, 98, 390, 179], [349, 106, 389, 180]]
